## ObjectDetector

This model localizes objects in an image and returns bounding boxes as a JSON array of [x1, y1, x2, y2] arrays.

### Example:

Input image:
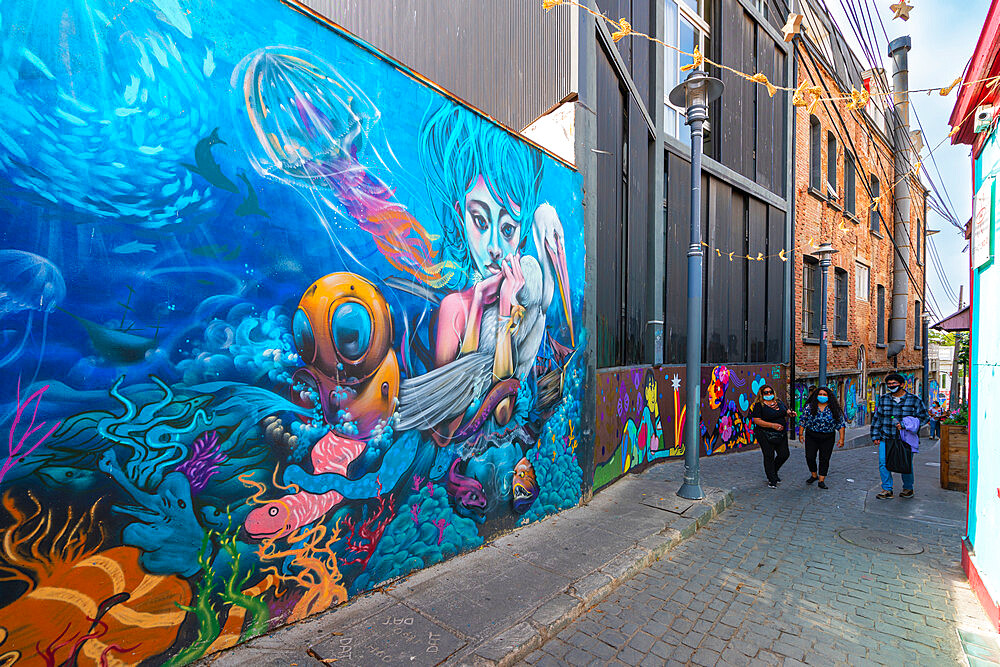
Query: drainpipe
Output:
[[887, 36, 911, 359]]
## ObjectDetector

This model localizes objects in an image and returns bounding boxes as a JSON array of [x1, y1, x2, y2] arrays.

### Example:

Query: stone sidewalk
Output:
[[525, 438, 994, 666], [200, 466, 733, 667]]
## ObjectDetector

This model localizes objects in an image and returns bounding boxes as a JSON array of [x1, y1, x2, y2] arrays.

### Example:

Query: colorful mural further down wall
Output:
[[593, 368, 687, 491], [0, 1, 586, 664], [594, 364, 785, 491]]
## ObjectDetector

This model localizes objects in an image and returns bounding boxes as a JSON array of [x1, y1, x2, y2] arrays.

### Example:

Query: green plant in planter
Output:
[[943, 407, 969, 427]]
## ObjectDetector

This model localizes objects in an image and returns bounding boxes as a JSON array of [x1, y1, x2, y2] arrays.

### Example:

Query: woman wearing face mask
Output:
[[799, 386, 847, 489], [749, 384, 796, 488]]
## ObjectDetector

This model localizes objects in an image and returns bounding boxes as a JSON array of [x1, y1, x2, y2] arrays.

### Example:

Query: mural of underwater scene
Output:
[[0, 0, 586, 664]]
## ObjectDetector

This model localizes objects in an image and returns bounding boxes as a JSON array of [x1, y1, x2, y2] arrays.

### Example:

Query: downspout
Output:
[[648, 0, 666, 364], [887, 35, 912, 359], [575, 0, 599, 499], [786, 30, 797, 417]]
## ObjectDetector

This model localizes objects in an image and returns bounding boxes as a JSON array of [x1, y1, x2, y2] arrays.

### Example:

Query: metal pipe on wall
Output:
[[888, 35, 912, 359]]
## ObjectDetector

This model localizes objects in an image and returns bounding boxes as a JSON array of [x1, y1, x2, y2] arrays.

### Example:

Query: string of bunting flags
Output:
[[542, 0, 991, 174], [542, 0, 986, 250]]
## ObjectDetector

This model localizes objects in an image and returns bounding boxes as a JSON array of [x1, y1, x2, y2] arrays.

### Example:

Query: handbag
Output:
[[885, 437, 913, 475]]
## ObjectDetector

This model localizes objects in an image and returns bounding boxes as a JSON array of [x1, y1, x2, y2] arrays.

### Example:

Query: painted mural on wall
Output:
[[699, 364, 786, 455], [0, 1, 586, 664], [593, 368, 686, 491], [593, 364, 785, 491]]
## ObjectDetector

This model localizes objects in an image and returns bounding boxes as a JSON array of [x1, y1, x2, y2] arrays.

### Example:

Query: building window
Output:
[[664, 0, 711, 141], [869, 174, 881, 233], [845, 153, 856, 216], [835, 268, 848, 341], [915, 217, 922, 265], [915, 300, 922, 349], [826, 131, 838, 198], [809, 116, 822, 191], [876, 284, 886, 345], [855, 262, 870, 301], [803, 257, 820, 339]]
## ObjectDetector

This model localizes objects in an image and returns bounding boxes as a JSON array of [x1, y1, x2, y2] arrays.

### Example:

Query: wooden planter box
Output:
[[941, 424, 970, 492]]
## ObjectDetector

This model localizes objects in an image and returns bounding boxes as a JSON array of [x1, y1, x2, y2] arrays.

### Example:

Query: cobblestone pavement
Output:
[[523, 438, 993, 666]]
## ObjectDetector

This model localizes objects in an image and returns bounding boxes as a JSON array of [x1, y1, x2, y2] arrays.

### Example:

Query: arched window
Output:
[[809, 116, 822, 190], [869, 174, 881, 233], [845, 153, 857, 215], [827, 131, 838, 196]]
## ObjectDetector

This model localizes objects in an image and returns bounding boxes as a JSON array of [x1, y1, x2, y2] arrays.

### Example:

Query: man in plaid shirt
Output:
[[871, 372, 929, 499]]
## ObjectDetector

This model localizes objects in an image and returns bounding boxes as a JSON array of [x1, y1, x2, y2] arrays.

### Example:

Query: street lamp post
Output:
[[814, 242, 838, 389], [669, 70, 724, 501]]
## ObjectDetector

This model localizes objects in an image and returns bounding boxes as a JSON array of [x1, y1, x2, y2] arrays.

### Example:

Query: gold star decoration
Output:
[[611, 19, 633, 42], [680, 45, 704, 72], [889, 0, 913, 21], [750, 72, 778, 97], [781, 13, 804, 42], [542, 0, 563, 10], [940, 76, 963, 96], [845, 86, 871, 111], [779, 249, 787, 261]]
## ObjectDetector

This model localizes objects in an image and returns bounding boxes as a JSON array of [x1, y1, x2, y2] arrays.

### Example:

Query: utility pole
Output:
[[949, 285, 964, 412]]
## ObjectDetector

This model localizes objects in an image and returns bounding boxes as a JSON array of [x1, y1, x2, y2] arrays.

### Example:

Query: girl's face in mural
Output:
[[463, 176, 521, 278]]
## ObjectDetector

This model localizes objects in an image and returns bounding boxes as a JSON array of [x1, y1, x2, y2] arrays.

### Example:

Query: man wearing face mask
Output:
[[871, 373, 929, 499]]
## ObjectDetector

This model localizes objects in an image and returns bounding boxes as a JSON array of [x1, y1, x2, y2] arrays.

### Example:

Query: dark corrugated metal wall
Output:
[[596, 42, 627, 369], [664, 160, 786, 365], [302, 0, 573, 131]]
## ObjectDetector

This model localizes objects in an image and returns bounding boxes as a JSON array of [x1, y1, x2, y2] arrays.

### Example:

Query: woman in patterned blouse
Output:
[[798, 386, 847, 489]]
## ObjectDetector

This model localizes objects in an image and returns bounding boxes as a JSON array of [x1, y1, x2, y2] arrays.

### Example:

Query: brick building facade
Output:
[[792, 14, 927, 426]]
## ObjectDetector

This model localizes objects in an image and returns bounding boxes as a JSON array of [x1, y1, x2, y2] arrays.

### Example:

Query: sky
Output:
[[821, 0, 988, 320]]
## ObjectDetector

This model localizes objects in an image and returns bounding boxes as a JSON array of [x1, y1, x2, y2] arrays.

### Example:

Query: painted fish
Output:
[[445, 458, 487, 514], [112, 240, 156, 254], [243, 431, 365, 540], [511, 457, 539, 514], [180, 127, 239, 193]]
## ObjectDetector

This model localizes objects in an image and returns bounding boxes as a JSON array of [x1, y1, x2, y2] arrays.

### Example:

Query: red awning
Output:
[[932, 306, 970, 332], [950, 0, 1000, 147]]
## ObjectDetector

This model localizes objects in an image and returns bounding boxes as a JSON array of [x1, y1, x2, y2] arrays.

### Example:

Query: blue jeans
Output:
[[930, 420, 940, 438], [878, 439, 914, 491]]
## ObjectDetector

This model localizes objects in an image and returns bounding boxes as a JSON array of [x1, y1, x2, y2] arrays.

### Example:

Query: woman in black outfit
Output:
[[799, 386, 847, 489], [749, 385, 796, 488]]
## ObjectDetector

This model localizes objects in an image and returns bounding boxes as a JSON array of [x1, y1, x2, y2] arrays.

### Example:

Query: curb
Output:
[[469, 489, 735, 666]]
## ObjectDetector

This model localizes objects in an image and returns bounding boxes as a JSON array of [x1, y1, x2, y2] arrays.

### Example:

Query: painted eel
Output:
[[244, 432, 365, 539], [280, 429, 420, 498], [451, 378, 521, 442]]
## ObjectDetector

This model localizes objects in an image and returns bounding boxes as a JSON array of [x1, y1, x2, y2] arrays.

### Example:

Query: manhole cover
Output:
[[838, 528, 924, 555]]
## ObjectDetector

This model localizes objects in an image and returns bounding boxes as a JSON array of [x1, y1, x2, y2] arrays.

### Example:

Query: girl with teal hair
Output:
[[394, 102, 574, 451]]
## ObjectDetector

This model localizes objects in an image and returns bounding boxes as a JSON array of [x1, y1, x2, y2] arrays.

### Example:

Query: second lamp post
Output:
[[814, 242, 838, 389]]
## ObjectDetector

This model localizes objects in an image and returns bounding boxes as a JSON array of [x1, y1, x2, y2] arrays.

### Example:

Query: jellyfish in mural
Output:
[[0, 250, 66, 382], [232, 47, 454, 287]]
